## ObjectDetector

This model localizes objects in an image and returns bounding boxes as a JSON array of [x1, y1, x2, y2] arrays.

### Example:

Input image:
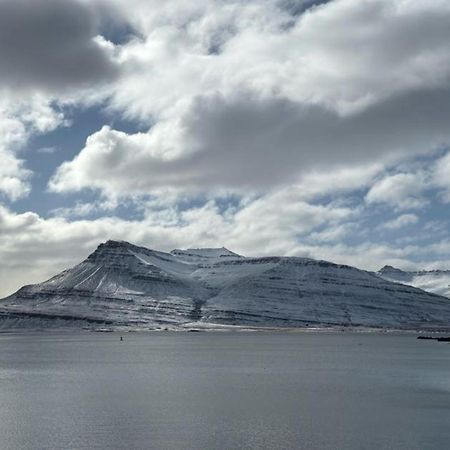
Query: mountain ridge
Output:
[[1, 240, 450, 330]]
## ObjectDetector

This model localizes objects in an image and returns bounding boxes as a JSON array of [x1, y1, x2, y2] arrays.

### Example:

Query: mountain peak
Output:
[[379, 265, 405, 274], [170, 247, 242, 260], [87, 240, 151, 263], [101, 240, 130, 248]]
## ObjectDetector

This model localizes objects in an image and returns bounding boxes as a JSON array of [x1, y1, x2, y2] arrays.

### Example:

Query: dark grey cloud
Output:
[[160, 88, 450, 188], [49, 85, 450, 195], [194, 88, 448, 183], [0, 0, 119, 91], [278, 0, 331, 17]]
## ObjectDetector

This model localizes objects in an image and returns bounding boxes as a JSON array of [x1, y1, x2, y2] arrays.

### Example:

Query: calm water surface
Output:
[[0, 331, 449, 450]]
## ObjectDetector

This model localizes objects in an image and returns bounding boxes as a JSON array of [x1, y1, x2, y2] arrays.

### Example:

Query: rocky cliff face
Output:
[[1, 240, 450, 330]]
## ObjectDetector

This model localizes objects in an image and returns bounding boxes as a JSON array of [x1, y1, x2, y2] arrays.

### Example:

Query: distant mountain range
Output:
[[1, 240, 450, 330], [377, 265, 450, 298]]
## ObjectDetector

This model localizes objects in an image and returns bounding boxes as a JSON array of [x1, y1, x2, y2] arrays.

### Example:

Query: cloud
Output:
[[0, 0, 123, 202], [382, 213, 419, 230], [308, 223, 356, 243], [433, 151, 450, 201], [365, 172, 427, 210], [0, 93, 67, 201], [0, 101, 40, 201], [49, 87, 450, 198], [104, 0, 450, 116], [49, 0, 450, 199], [49, 200, 117, 218], [0, 115, 30, 201], [0, 0, 119, 92], [0, 152, 30, 201], [289, 240, 422, 272]]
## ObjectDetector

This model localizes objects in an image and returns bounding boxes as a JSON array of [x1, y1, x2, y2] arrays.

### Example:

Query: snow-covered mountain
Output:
[[377, 265, 450, 298], [1, 240, 450, 330]]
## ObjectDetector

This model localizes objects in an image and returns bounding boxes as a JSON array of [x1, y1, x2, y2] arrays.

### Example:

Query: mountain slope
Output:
[[377, 265, 450, 298], [0, 241, 210, 327], [1, 240, 450, 330], [204, 258, 450, 328]]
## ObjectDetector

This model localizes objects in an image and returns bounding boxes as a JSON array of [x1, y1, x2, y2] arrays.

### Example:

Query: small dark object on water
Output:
[[417, 336, 450, 342], [120, 336, 123, 341]]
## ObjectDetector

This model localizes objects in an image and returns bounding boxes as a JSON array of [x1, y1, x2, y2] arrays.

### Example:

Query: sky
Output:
[[1, 0, 450, 297]]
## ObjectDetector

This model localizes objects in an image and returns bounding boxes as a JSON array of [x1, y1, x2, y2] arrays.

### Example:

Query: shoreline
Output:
[[1, 322, 450, 334]]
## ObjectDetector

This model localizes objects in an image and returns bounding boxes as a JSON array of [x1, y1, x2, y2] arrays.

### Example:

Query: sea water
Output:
[[0, 331, 449, 450]]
